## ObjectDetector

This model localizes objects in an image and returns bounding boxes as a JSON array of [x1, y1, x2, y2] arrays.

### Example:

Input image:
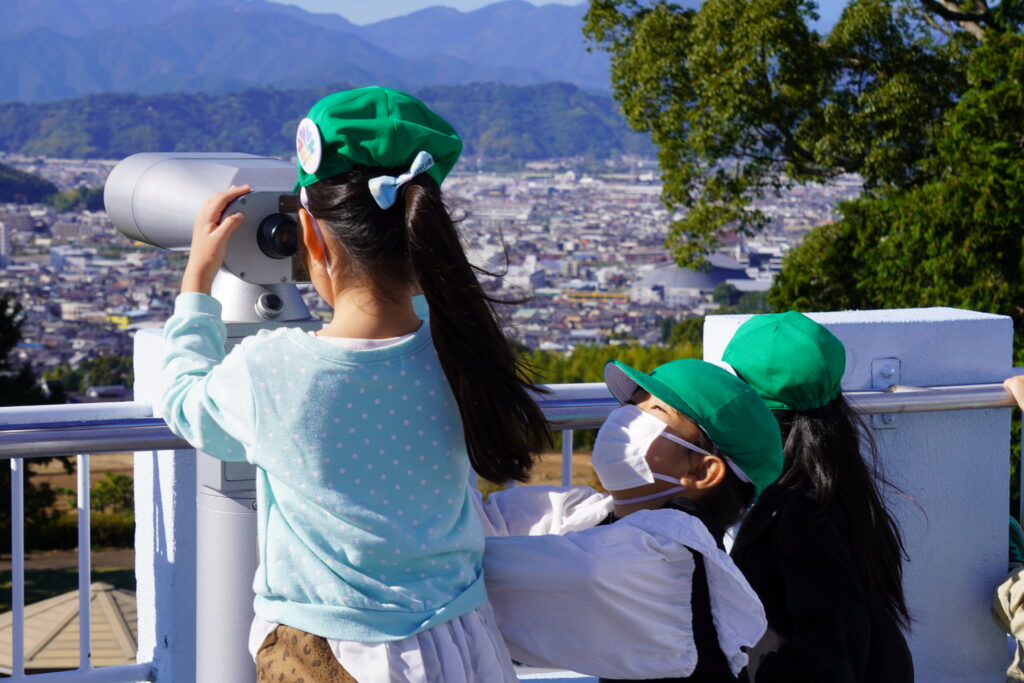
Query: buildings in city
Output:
[[0, 155, 862, 383]]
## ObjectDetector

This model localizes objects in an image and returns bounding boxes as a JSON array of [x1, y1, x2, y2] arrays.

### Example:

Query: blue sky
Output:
[[280, 0, 848, 28]]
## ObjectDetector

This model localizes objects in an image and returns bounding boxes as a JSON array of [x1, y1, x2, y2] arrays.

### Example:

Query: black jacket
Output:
[[729, 486, 914, 683], [599, 497, 738, 683]]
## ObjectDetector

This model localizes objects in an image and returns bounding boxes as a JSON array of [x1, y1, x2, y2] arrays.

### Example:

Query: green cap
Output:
[[295, 86, 462, 189], [604, 358, 783, 495], [722, 311, 846, 411]]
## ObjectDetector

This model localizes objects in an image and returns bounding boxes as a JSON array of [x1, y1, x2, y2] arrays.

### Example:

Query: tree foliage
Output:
[[45, 186, 105, 213], [584, 0, 1020, 266], [0, 83, 651, 163], [0, 161, 57, 204], [45, 355, 134, 394], [59, 473, 135, 514], [0, 294, 65, 553], [771, 32, 1024, 334], [524, 341, 702, 450], [524, 341, 701, 386]]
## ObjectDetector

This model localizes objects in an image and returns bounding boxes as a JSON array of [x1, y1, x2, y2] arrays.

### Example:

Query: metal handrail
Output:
[[1, 377, 1019, 681], [0, 380, 1018, 459]]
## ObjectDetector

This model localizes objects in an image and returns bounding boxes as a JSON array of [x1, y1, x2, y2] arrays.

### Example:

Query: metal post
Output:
[[193, 271, 318, 683], [195, 456, 258, 683], [561, 429, 573, 487], [11, 457, 25, 677], [77, 454, 92, 671]]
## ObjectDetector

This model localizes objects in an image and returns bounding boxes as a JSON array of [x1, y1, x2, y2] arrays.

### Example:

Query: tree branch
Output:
[[918, 7, 955, 38], [919, 0, 997, 39]]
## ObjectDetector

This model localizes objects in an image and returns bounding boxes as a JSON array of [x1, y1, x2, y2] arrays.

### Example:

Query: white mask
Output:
[[591, 404, 713, 493]]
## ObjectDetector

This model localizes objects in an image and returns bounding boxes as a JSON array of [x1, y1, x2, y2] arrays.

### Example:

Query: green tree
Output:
[[525, 341, 702, 451], [770, 32, 1024, 331], [0, 161, 56, 203], [666, 316, 705, 352], [92, 473, 134, 514], [583, 0, 1018, 266], [0, 295, 67, 553], [45, 185, 105, 212], [45, 355, 134, 394], [768, 32, 1024, 513]]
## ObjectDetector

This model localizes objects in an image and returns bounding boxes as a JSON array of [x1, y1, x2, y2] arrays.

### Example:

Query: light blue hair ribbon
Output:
[[368, 151, 435, 209]]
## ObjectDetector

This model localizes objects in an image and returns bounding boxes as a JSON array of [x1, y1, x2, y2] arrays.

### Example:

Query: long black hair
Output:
[[743, 394, 911, 628], [302, 166, 550, 483]]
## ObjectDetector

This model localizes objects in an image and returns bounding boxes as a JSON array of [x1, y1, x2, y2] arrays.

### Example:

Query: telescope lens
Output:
[[257, 214, 299, 260]]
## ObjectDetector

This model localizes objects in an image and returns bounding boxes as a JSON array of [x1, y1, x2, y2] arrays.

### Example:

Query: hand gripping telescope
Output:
[[104, 153, 315, 323]]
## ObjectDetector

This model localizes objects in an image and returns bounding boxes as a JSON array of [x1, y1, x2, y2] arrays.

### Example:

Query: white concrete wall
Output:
[[705, 307, 1013, 683], [133, 328, 197, 682]]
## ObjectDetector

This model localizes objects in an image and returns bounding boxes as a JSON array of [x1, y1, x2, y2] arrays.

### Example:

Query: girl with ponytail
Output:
[[723, 312, 913, 683], [160, 87, 547, 682]]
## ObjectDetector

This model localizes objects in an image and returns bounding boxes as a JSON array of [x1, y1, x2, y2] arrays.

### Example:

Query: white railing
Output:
[[2, 402, 156, 683], [1, 378, 1021, 681]]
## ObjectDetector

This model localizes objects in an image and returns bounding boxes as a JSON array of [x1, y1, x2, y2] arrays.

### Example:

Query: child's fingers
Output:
[[1005, 376, 1024, 409], [198, 185, 251, 228], [216, 211, 246, 237]]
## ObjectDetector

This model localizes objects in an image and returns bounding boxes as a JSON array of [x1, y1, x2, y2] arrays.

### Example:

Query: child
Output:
[[481, 358, 784, 681], [722, 311, 913, 682], [997, 377, 1024, 681], [160, 86, 550, 682]]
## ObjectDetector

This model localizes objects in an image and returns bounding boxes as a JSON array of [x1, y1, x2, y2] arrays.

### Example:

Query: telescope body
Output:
[[104, 153, 303, 285]]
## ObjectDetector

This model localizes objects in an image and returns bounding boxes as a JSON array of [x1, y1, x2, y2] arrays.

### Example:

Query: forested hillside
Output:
[[0, 161, 57, 203], [0, 83, 651, 162]]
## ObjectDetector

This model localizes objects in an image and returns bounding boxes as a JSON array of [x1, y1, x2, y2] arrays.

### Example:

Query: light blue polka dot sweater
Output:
[[160, 293, 486, 642]]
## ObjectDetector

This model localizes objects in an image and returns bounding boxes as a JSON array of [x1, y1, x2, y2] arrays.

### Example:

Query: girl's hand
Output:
[[181, 184, 251, 294], [1006, 375, 1024, 411]]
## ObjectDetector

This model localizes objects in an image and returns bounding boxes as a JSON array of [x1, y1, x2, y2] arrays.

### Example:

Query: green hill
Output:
[[0, 161, 56, 203], [0, 83, 651, 163]]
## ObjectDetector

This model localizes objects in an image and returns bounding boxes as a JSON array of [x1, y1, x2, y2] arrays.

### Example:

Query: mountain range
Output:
[[0, 0, 617, 103], [0, 82, 653, 162]]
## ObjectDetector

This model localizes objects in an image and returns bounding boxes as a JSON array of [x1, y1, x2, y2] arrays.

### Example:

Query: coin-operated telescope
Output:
[[107, 153, 322, 683], [104, 152, 314, 323]]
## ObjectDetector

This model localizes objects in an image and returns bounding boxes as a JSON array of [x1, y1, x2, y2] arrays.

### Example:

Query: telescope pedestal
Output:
[[196, 273, 319, 683]]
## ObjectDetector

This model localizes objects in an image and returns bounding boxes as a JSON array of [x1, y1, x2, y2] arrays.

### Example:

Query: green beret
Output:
[[295, 86, 462, 189], [723, 311, 846, 411]]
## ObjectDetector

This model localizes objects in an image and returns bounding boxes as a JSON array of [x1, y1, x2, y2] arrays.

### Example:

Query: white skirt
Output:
[[249, 602, 518, 683]]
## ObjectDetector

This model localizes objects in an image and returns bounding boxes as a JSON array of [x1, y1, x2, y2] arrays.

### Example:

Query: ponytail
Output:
[[404, 181, 550, 483], [303, 167, 550, 484], [759, 396, 912, 628]]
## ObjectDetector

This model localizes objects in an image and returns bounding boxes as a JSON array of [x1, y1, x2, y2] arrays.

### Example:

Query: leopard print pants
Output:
[[256, 624, 359, 682]]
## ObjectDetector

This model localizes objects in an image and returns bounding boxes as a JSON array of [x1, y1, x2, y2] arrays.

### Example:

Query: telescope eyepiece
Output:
[[257, 213, 299, 260]]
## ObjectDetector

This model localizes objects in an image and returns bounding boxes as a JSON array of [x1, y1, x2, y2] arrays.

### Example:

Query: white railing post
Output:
[[133, 329, 197, 682], [705, 307, 1012, 683], [11, 457, 25, 677], [77, 453, 92, 671]]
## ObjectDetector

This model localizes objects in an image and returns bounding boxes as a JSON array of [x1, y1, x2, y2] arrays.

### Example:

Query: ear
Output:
[[298, 208, 335, 306], [680, 454, 728, 491], [299, 208, 325, 264]]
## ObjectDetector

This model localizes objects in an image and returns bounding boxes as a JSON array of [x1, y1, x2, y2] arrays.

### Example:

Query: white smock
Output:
[[248, 331, 517, 683], [476, 485, 767, 680]]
